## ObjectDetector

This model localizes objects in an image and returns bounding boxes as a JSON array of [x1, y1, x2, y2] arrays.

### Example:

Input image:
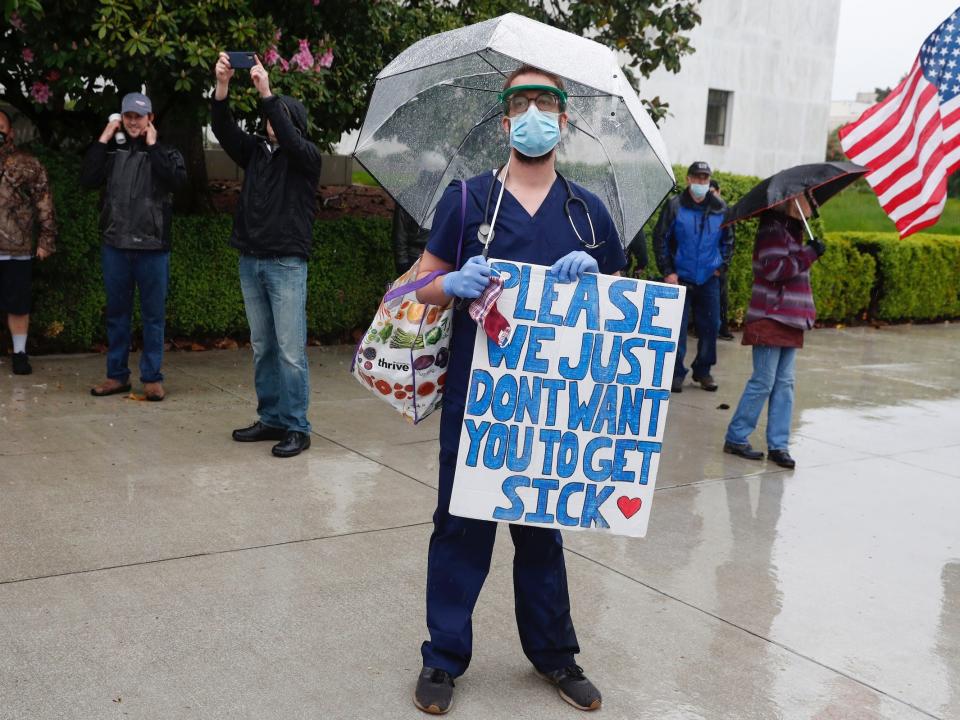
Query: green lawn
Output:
[[821, 185, 960, 235], [352, 169, 380, 187]]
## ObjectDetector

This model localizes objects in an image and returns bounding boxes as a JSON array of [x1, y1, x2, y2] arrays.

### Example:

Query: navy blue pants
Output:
[[675, 273, 720, 382], [421, 402, 580, 677], [101, 245, 169, 384]]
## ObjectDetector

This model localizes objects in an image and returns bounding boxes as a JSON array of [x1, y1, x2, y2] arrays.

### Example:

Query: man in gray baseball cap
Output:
[[652, 159, 733, 393], [81, 91, 187, 401], [121, 92, 152, 115]]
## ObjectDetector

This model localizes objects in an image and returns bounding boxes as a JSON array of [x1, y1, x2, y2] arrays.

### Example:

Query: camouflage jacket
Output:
[[0, 143, 56, 256]]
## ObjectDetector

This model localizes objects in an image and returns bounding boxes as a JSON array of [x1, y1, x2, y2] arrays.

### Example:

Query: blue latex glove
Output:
[[442, 255, 491, 299], [550, 250, 599, 283]]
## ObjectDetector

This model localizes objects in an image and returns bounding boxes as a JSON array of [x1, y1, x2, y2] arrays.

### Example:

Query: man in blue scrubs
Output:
[[412, 65, 626, 715]]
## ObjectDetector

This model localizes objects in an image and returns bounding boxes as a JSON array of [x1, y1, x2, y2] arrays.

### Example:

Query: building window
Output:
[[704, 89, 732, 146]]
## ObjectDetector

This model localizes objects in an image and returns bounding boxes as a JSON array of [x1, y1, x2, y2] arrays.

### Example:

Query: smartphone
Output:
[[227, 51, 257, 69]]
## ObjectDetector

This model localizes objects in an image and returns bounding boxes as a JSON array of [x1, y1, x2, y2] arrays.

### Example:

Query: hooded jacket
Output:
[[210, 94, 322, 258], [744, 212, 819, 331], [80, 136, 186, 251], [0, 142, 56, 256], [653, 188, 733, 285]]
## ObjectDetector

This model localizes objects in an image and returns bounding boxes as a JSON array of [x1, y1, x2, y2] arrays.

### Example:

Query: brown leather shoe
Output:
[[90, 379, 132, 397], [143, 381, 165, 402]]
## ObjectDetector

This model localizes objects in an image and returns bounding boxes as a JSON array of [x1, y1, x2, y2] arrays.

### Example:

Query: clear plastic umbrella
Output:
[[353, 12, 675, 247]]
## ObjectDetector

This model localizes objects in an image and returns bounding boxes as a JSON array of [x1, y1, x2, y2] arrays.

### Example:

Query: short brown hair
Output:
[[503, 64, 565, 93]]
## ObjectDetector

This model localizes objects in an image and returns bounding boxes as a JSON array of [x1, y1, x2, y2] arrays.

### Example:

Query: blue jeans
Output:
[[725, 346, 797, 451], [421, 402, 579, 677], [675, 274, 720, 381], [239, 255, 311, 433], [101, 245, 169, 384]]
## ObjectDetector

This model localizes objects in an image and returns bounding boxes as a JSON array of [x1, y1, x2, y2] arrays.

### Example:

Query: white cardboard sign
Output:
[[449, 261, 686, 538]]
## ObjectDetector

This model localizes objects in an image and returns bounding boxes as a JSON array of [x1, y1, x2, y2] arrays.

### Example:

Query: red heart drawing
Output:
[[617, 496, 642, 519]]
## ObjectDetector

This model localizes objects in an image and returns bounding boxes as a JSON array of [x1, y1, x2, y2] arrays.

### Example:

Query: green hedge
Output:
[[18, 153, 960, 352], [811, 236, 876, 322], [830, 232, 960, 321], [30, 149, 393, 351]]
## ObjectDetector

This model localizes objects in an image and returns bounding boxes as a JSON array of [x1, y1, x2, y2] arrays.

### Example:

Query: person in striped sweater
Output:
[[723, 192, 825, 469]]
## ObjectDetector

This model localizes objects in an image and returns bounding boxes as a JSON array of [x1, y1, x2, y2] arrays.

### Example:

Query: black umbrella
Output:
[[723, 161, 869, 229]]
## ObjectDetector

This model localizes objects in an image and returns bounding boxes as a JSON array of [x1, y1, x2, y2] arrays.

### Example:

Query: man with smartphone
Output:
[[211, 52, 322, 458], [81, 93, 187, 401]]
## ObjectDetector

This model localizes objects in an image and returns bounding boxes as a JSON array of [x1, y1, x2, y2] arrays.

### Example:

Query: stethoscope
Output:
[[477, 158, 602, 258]]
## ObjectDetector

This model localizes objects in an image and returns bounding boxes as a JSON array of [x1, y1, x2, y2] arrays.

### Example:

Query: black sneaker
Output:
[[271, 430, 311, 458], [768, 449, 796, 468], [718, 330, 734, 341], [539, 664, 602, 711], [414, 667, 454, 715], [232, 421, 287, 443], [723, 441, 764, 460], [11, 352, 32, 375], [671, 378, 683, 393]]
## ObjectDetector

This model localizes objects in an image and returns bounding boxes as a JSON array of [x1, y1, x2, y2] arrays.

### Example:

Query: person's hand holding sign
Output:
[[550, 250, 598, 283], [442, 255, 491, 299]]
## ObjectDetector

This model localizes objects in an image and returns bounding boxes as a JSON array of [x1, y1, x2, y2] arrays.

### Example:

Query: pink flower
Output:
[[291, 39, 314, 72], [10, 12, 26, 31], [30, 82, 51, 105], [22, 48, 34, 63], [47, 70, 61, 82], [317, 48, 334, 69], [71, 41, 78, 50], [313, 0, 320, 5], [279, 58, 290, 72], [274, 29, 282, 42], [264, 47, 279, 66]]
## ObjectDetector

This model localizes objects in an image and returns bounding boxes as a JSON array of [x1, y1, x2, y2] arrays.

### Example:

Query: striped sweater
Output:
[[745, 213, 820, 330]]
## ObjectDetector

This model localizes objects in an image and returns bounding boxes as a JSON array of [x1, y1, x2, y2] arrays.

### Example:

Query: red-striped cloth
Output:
[[839, 7, 960, 238], [745, 215, 819, 331], [469, 275, 512, 347]]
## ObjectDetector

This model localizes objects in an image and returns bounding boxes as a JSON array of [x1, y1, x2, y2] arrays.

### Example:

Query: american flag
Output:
[[839, 7, 960, 237]]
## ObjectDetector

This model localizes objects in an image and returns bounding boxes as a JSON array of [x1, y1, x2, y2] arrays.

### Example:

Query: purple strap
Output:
[[455, 178, 466, 268], [381, 180, 468, 303], [383, 268, 444, 302]]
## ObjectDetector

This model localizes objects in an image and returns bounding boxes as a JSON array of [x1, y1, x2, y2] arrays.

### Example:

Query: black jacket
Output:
[[391, 204, 430, 275], [627, 227, 648, 271], [210, 94, 322, 258], [80, 137, 187, 251]]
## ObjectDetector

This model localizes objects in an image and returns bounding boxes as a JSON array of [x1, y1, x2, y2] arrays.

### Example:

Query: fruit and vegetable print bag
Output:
[[351, 181, 466, 424]]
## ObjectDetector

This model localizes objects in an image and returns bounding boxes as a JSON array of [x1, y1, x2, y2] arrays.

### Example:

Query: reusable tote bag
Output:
[[351, 181, 466, 423]]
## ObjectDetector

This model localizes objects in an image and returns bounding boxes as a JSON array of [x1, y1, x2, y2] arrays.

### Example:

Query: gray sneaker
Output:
[[414, 667, 455, 715], [539, 664, 602, 711], [692, 373, 718, 391]]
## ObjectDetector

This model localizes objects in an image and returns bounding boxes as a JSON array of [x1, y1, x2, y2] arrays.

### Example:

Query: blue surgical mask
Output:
[[509, 106, 560, 158], [689, 182, 710, 201]]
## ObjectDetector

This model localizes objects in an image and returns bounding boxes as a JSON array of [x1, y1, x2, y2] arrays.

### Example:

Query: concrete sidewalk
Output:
[[1, 324, 958, 720]]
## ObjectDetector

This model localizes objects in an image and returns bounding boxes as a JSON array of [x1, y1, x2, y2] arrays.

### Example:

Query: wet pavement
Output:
[[1, 324, 958, 720]]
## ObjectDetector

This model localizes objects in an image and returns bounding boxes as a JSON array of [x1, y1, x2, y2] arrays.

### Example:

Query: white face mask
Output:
[[689, 182, 710, 200]]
